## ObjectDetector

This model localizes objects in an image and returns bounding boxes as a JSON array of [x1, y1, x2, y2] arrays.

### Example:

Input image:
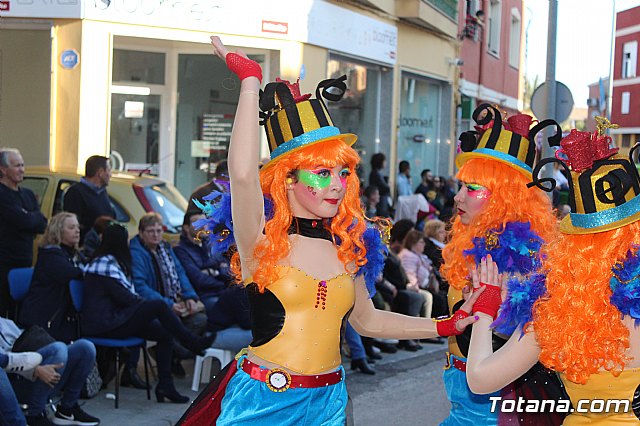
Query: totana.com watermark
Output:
[[489, 397, 631, 413]]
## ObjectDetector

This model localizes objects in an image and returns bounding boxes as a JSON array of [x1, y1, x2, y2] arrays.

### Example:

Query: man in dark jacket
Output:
[[174, 212, 229, 312], [63, 155, 115, 245], [0, 148, 47, 318], [175, 211, 251, 354]]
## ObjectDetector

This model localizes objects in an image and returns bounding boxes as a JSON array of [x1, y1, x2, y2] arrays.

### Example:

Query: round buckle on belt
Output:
[[265, 368, 291, 392]]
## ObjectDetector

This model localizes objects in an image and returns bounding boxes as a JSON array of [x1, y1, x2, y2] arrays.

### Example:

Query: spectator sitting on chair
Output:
[[204, 284, 253, 355], [0, 316, 99, 426], [0, 148, 47, 318], [130, 212, 208, 376], [20, 212, 84, 343], [0, 346, 42, 426], [63, 155, 115, 245], [174, 211, 252, 354], [80, 215, 114, 260], [82, 223, 214, 404]]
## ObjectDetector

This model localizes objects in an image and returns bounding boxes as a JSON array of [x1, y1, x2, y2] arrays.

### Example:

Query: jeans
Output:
[[0, 369, 26, 426], [13, 339, 96, 416], [344, 322, 366, 361], [211, 326, 252, 355]]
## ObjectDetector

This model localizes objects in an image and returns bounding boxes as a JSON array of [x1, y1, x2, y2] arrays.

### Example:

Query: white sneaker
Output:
[[5, 352, 43, 373]]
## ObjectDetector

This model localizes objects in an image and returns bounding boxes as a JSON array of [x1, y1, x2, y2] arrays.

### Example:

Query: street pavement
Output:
[[67, 340, 451, 425]]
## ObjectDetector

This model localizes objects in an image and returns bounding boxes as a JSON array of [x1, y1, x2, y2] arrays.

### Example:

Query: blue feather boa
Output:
[[610, 246, 640, 325], [193, 190, 384, 297], [464, 222, 546, 336], [493, 273, 547, 336], [356, 226, 388, 298], [464, 222, 544, 275]]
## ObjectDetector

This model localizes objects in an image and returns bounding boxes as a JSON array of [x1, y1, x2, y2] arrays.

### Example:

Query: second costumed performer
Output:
[[439, 104, 569, 425], [177, 36, 486, 425], [466, 120, 640, 425]]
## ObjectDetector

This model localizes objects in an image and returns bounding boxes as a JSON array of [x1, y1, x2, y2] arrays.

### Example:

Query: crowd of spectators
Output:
[[0, 150, 251, 425]]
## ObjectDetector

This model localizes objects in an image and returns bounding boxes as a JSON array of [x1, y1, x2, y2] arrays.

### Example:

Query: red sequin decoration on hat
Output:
[[275, 77, 312, 103], [506, 114, 534, 138], [557, 129, 619, 172]]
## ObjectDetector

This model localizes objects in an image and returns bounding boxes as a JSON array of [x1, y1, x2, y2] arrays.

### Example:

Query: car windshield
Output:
[[143, 184, 186, 232]]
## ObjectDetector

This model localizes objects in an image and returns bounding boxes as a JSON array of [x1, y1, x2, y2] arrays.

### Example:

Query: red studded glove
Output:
[[472, 283, 502, 319], [226, 52, 262, 83], [434, 309, 470, 337]]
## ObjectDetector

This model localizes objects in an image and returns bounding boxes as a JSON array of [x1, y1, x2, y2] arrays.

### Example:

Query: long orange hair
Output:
[[230, 139, 367, 292], [441, 157, 557, 290], [533, 223, 640, 384]]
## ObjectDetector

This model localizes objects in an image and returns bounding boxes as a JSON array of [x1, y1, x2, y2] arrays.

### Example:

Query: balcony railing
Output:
[[426, 0, 457, 21]]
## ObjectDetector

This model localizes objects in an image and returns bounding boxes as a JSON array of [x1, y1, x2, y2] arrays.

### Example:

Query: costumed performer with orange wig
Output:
[[439, 104, 568, 425], [177, 36, 486, 426], [466, 119, 640, 424]]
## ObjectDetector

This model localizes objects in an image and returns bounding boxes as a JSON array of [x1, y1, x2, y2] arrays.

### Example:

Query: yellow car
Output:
[[23, 167, 188, 246]]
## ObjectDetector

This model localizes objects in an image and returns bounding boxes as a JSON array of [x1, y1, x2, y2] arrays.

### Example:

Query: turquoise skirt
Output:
[[217, 357, 348, 426]]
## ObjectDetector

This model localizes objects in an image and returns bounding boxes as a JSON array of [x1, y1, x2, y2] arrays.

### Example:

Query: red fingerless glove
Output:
[[434, 309, 470, 337], [226, 52, 262, 83], [472, 283, 502, 319]]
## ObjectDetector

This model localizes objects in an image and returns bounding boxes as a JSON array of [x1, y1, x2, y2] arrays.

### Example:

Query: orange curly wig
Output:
[[441, 157, 557, 290], [230, 139, 367, 292], [533, 222, 640, 384]]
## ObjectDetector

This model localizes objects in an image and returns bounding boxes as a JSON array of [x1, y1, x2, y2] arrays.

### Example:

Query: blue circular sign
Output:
[[60, 49, 79, 70]]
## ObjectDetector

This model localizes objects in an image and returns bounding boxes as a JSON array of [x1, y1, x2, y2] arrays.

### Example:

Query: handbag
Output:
[[12, 325, 56, 352], [80, 363, 103, 399]]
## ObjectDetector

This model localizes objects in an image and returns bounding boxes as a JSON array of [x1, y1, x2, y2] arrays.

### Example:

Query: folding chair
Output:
[[68, 279, 152, 408]]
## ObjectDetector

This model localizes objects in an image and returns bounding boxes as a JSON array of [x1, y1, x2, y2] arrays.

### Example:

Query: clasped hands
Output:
[[436, 255, 505, 337], [466, 254, 506, 320]]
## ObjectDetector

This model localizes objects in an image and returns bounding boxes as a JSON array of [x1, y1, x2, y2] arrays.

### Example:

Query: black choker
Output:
[[288, 217, 332, 241]]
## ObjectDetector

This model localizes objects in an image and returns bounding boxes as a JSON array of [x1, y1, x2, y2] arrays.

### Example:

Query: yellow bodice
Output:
[[248, 266, 355, 374], [560, 368, 640, 425]]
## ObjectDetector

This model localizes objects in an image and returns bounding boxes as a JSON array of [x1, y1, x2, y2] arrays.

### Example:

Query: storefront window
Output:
[[174, 53, 264, 197], [112, 50, 165, 84], [327, 56, 392, 188], [110, 49, 165, 176], [398, 73, 452, 185]]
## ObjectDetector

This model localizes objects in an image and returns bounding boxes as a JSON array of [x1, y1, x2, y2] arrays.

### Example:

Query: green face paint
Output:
[[466, 183, 485, 191], [298, 169, 332, 189]]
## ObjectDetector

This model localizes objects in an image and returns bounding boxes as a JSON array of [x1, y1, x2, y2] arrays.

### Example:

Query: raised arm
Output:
[[210, 36, 264, 270], [465, 256, 540, 394]]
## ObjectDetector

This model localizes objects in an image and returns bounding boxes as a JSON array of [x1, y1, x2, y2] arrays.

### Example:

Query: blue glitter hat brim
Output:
[[455, 148, 533, 178], [559, 192, 640, 234], [261, 131, 357, 170]]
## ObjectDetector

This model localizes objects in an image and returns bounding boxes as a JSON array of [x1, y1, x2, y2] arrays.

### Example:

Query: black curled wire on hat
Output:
[[528, 139, 640, 214], [257, 75, 348, 126], [458, 103, 563, 156]]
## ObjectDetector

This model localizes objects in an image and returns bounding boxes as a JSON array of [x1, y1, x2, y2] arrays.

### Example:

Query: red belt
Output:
[[444, 352, 467, 372], [240, 358, 343, 392]]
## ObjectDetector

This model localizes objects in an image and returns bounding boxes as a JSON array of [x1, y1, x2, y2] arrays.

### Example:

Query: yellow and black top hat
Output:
[[258, 75, 356, 169], [528, 119, 640, 234], [456, 104, 561, 177]]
